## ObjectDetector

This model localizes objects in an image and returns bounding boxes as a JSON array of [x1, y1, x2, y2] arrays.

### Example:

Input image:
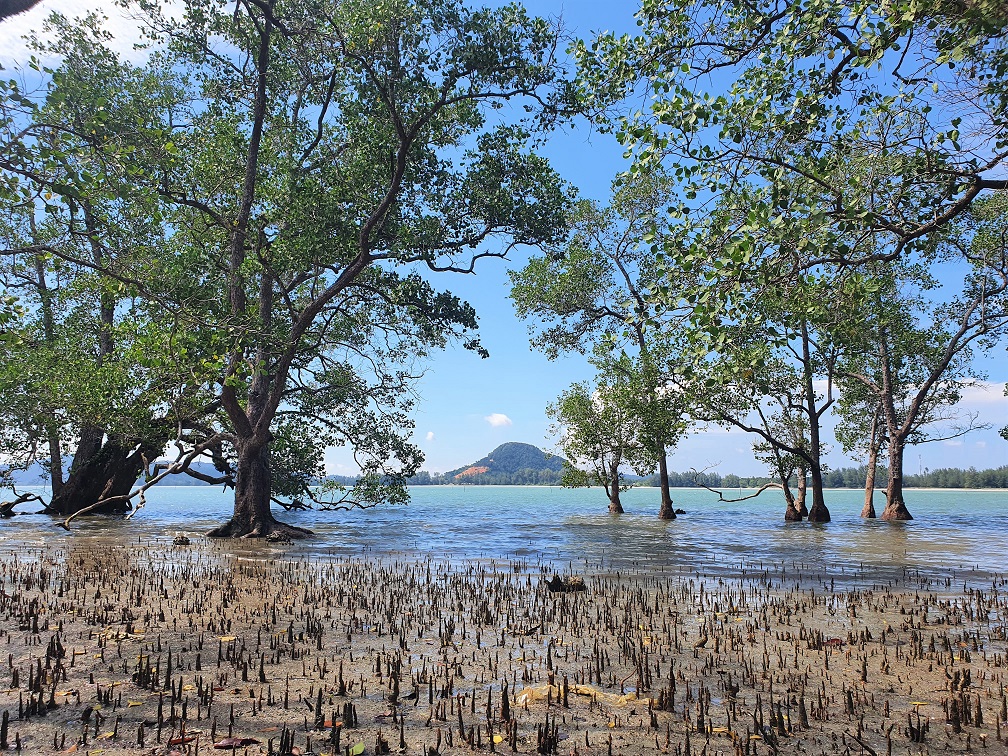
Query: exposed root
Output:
[[207, 516, 312, 539], [880, 502, 913, 521], [806, 503, 831, 523]]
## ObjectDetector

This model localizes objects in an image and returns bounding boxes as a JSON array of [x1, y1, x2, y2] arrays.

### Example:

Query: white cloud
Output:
[[958, 381, 1008, 405], [1, 1, 138, 66], [484, 413, 512, 428], [425, 431, 435, 442], [0, 0, 170, 68], [975, 440, 987, 448], [944, 439, 964, 447]]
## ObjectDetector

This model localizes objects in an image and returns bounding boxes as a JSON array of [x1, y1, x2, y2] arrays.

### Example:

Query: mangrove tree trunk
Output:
[[48, 433, 153, 517], [207, 439, 310, 538], [796, 470, 808, 518], [606, 461, 623, 513], [801, 321, 830, 523], [657, 450, 675, 520], [783, 480, 801, 521], [861, 410, 880, 518], [881, 439, 913, 521]]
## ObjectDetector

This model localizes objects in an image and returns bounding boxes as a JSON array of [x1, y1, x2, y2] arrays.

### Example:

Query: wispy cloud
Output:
[[484, 413, 512, 428], [944, 439, 964, 447], [958, 381, 1008, 405], [0, 0, 175, 68], [425, 431, 435, 442]]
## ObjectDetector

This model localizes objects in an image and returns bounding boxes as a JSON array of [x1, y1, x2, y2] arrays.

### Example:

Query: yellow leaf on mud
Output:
[[218, 635, 236, 642], [493, 735, 504, 744]]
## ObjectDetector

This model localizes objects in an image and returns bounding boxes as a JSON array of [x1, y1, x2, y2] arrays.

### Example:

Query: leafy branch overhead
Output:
[[575, 0, 1008, 329]]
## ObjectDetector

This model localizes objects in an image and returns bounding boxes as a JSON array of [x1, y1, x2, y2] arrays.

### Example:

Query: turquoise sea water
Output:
[[2, 485, 1006, 584]]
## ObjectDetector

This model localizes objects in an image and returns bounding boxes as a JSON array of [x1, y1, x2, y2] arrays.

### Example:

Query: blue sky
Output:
[[2, 0, 1006, 477]]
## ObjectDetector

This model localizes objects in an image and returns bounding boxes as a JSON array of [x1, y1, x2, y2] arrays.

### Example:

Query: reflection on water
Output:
[[2, 486, 1005, 585]]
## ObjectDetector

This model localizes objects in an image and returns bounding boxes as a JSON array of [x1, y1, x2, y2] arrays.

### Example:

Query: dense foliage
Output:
[[2, 0, 1006, 531], [0, 0, 572, 534], [552, 0, 1008, 519]]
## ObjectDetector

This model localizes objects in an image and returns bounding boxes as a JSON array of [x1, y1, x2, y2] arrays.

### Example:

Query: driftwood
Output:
[[0, 490, 45, 518]]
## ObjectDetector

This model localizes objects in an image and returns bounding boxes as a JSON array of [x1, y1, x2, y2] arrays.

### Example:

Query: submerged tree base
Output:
[[46, 436, 155, 517], [861, 501, 877, 518], [207, 516, 312, 540], [784, 503, 802, 521], [880, 501, 913, 521], [806, 503, 831, 523]]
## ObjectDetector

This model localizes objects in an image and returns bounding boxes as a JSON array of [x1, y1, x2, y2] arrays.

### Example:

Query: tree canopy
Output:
[[0, 0, 573, 535]]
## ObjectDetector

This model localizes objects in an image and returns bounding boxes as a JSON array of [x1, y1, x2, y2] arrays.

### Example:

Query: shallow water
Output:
[[3, 485, 1005, 586]]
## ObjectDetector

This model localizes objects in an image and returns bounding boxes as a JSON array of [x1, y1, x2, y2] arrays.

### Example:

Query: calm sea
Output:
[[2, 486, 1005, 586]]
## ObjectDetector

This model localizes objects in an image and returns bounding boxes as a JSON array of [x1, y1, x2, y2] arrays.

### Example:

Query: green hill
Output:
[[440, 442, 565, 485]]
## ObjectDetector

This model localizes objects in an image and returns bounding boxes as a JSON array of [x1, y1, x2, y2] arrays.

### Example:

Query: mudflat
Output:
[[0, 539, 1004, 755]]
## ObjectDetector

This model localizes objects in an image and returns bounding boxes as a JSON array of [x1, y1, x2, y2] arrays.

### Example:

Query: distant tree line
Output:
[[405, 469, 563, 486], [635, 466, 1008, 490], [342, 464, 1008, 489]]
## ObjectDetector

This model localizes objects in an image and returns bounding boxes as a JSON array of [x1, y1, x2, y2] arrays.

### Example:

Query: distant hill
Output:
[[433, 442, 565, 485]]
